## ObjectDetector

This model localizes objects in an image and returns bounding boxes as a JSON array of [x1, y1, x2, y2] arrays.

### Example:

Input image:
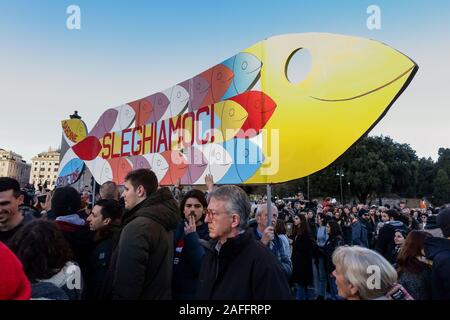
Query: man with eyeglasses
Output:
[[196, 185, 292, 300]]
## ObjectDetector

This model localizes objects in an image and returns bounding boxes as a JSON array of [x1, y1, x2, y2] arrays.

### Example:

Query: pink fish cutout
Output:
[[128, 155, 151, 170], [89, 109, 118, 138], [180, 146, 208, 185], [179, 75, 210, 112], [146, 92, 170, 123]]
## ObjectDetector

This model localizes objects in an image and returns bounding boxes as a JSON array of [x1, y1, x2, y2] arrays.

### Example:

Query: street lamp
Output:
[[336, 170, 344, 205], [70, 111, 81, 119], [347, 181, 351, 204]]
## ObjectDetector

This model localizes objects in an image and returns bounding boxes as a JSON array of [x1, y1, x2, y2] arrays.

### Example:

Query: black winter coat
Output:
[[324, 235, 344, 274], [104, 187, 180, 300], [290, 232, 315, 287], [374, 221, 407, 262], [196, 229, 292, 300], [424, 237, 450, 300]]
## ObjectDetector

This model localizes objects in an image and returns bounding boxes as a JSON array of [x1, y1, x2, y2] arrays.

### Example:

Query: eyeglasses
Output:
[[206, 209, 230, 220]]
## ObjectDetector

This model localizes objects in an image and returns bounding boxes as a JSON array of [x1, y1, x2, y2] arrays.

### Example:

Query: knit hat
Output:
[[51, 186, 81, 216], [437, 208, 450, 238], [0, 242, 31, 300]]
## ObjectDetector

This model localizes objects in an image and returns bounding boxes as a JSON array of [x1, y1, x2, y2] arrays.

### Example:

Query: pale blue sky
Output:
[[0, 0, 449, 162]]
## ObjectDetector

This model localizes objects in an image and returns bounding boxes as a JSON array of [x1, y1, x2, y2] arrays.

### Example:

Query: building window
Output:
[[54, 168, 58, 172], [48, 168, 51, 172]]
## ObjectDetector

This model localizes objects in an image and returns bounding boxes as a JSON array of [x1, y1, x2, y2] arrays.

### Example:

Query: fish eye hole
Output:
[[285, 48, 312, 85]]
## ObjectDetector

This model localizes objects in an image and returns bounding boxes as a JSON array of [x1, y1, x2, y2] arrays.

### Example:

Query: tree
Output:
[[268, 136, 442, 205], [437, 148, 450, 176], [432, 169, 450, 206], [417, 157, 436, 198]]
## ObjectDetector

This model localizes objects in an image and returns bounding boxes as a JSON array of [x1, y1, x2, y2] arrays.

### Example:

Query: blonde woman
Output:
[[332, 246, 413, 300]]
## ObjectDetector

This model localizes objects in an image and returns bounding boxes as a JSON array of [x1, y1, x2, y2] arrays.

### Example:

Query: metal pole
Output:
[[267, 184, 272, 227], [307, 176, 310, 201], [340, 174, 343, 205], [92, 177, 96, 206]]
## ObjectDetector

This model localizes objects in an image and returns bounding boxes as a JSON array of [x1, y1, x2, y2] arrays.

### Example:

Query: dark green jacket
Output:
[[109, 187, 180, 300]]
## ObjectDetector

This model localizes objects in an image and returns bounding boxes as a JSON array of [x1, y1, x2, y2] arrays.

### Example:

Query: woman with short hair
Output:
[[332, 246, 413, 300]]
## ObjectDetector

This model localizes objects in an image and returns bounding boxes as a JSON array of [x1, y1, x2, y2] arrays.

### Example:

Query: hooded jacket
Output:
[[375, 220, 407, 262], [108, 187, 180, 300], [424, 236, 450, 300]]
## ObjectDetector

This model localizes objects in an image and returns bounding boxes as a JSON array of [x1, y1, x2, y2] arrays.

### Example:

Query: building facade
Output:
[[0, 148, 31, 187], [30, 148, 60, 190]]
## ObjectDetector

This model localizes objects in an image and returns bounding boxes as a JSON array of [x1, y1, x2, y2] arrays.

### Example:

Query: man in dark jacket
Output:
[[85, 199, 122, 300], [0, 178, 34, 244], [424, 207, 450, 300], [350, 211, 369, 248], [197, 185, 292, 300], [107, 168, 179, 300]]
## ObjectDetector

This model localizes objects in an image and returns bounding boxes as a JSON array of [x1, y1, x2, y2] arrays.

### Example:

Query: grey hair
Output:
[[332, 246, 397, 300], [209, 185, 250, 231], [255, 202, 278, 217]]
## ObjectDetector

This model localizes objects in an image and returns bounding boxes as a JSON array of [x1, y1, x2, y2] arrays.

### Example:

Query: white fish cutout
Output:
[[195, 143, 233, 184], [160, 85, 190, 120], [84, 157, 113, 184], [110, 104, 136, 133]]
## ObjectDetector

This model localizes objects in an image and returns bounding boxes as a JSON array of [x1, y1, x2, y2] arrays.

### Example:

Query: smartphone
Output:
[[38, 195, 47, 203]]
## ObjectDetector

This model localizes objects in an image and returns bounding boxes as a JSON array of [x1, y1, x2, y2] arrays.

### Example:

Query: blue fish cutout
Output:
[[221, 52, 262, 100], [218, 137, 264, 183]]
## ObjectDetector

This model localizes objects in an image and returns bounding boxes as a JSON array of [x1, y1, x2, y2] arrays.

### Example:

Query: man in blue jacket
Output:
[[425, 207, 450, 300], [253, 202, 292, 279]]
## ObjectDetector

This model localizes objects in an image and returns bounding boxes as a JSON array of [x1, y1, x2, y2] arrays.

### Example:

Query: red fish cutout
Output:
[[229, 91, 277, 138], [72, 136, 102, 161], [107, 157, 133, 185], [129, 98, 154, 126], [199, 64, 234, 107], [160, 150, 188, 185]]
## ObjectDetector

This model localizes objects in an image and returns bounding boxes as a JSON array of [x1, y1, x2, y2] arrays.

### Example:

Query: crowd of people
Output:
[[1, 171, 449, 300]]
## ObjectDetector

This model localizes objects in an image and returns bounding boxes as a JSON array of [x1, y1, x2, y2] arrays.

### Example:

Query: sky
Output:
[[0, 0, 449, 163]]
